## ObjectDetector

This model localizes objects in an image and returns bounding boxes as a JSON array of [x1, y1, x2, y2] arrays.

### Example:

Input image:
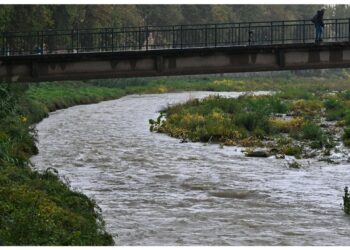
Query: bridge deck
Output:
[[1, 19, 350, 82], [0, 41, 349, 60], [1, 41, 350, 82]]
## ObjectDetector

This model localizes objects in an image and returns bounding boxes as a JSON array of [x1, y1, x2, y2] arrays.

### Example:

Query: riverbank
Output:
[[0, 84, 116, 245], [0, 79, 223, 245], [2, 72, 350, 245]]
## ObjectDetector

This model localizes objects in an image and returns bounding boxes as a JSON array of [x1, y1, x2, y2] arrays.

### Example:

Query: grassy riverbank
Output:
[[2, 71, 350, 245], [0, 84, 115, 245], [0, 78, 219, 245]]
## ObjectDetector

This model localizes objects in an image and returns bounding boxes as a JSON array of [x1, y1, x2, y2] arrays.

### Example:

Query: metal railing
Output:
[[1, 18, 350, 56]]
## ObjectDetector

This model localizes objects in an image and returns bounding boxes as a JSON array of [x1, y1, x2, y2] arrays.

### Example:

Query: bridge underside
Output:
[[1, 42, 350, 82]]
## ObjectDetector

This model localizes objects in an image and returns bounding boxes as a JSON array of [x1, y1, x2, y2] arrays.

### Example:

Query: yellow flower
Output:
[[158, 85, 168, 93], [210, 109, 225, 121], [213, 79, 235, 86], [20, 116, 27, 123]]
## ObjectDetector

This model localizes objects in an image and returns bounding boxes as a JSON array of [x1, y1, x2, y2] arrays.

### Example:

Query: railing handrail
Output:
[[1, 17, 349, 35]]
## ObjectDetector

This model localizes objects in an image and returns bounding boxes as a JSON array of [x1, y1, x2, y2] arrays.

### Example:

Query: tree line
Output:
[[0, 5, 349, 32]]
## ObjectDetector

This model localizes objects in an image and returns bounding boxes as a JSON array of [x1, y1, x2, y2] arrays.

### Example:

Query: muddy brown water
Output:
[[31, 92, 350, 245]]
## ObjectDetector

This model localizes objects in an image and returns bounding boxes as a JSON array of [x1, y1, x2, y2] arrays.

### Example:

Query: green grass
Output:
[[0, 170, 113, 245], [301, 122, 333, 149], [88, 72, 350, 94], [26, 82, 127, 121]]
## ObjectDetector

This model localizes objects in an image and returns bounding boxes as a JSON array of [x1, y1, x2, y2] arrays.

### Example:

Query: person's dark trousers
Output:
[[315, 23, 323, 43]]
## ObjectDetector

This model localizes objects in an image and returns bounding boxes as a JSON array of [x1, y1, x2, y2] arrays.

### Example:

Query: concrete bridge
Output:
[[1, 18, 350, 82]]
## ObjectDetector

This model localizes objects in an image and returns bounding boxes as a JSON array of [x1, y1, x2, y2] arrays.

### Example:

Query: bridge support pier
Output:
[[277, 49, 285, 68]]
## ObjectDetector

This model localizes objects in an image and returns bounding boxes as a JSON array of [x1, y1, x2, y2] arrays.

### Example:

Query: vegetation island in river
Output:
[[150, 76, 350, 163]]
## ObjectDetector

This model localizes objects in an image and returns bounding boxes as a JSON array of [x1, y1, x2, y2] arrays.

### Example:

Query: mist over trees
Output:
[[0, 5, 348, 31]]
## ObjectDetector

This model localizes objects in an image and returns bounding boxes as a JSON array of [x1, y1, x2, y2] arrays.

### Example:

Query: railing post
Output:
[[335, 19, 338, 41], [36, 31, 39, 54], [214, 24, 217, 47], [101, 28, 103, 51], [248, 22, 251, 46], [77, 28, 79, 53], [2, 32, 5, 56], [71, 29, 74, 52], [112, 28, 114, 52], [121, 28, 124, 51], [138, 27, 141, 50], [303, 20, 306, 43], [180, 25, 183, 49], [231, 25, 234, 45], [270, 21, 273, 45], [282, 21, 285, 44], [101, 29, 103, 51], [172, 25, 175, 48], [41, 31, 44, 55], [146, 26, 149, 50], [205, 24, 207, 47], [105, 28, 108, 51], [348, 18, 350, 42], [238, 23, 240, 45]]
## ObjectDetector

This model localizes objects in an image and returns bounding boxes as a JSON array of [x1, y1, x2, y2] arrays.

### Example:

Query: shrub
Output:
[[302, 122, 323, 140], [234, 112, 260, 132], [324, 98, 342, 110], [343, 127, 350, 147], [343, 127, 350, 138], [270, 117, 304, 133], [281, 144, 302, 156], [344, 112, 350, 126], [300, 122, 333, 149], [341, 90, 350, 100], [277, 88, 314, 100], [289, 99, 323, 115], [288, 161, 301, 169], [326, 109, 345, 121]]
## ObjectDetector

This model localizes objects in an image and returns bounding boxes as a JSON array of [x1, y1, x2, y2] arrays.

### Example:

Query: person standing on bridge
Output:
[[312, 8, 325, 44]]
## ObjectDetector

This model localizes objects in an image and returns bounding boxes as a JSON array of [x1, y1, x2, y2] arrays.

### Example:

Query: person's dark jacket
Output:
[[312, 10, 325, 26]]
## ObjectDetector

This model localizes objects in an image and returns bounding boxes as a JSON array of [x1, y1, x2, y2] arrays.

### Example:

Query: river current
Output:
[[31, 92, 350, 245]]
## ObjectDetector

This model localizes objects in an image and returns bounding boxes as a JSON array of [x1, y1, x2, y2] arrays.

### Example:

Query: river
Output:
[[31, 91, 350, 245]]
